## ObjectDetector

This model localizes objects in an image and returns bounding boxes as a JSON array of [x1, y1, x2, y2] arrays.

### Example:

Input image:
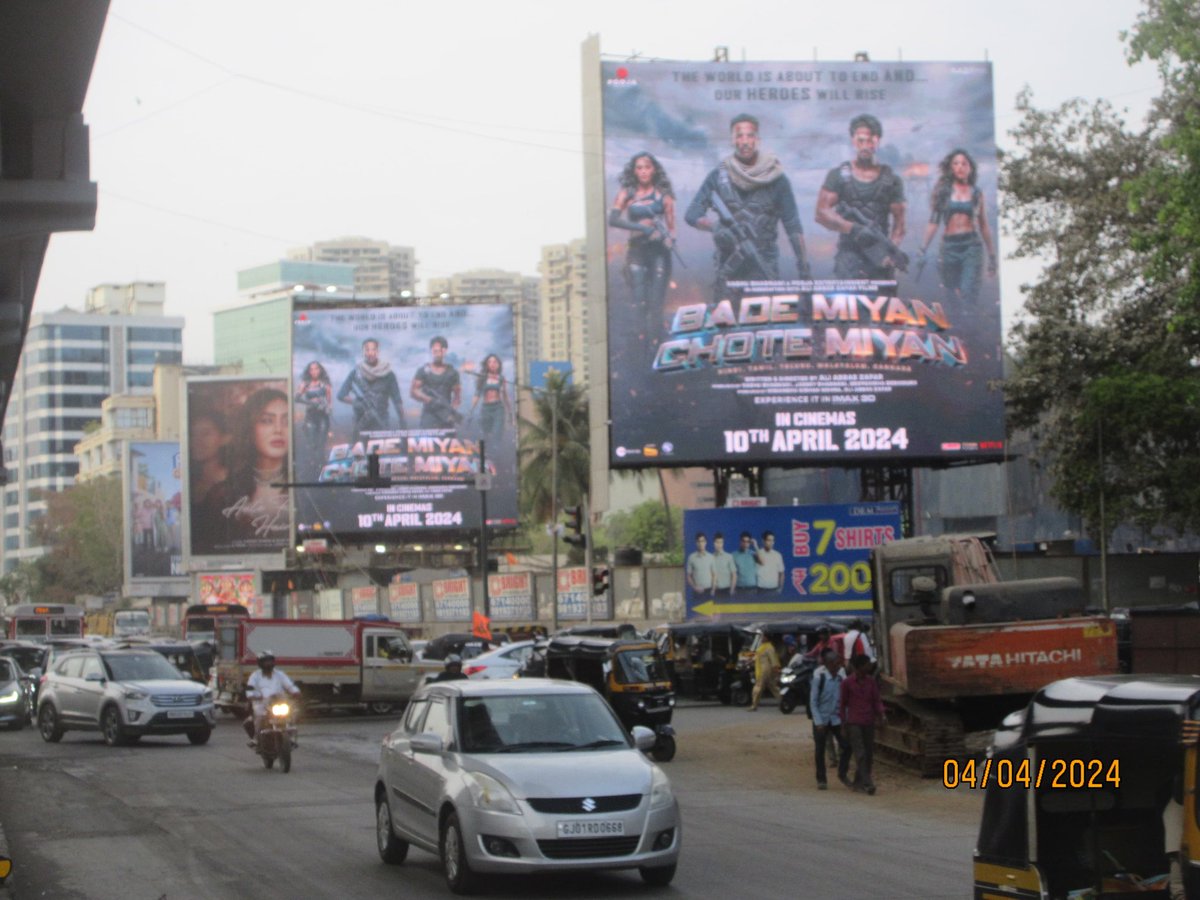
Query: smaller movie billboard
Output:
[[487, 572, 534, 621], [186, 377, 290, 557], [127, 442, 183, 580], [291, 304, 519, 536], [681, 503, 901, 618], [433, 576, 472, 621], [388, 580, 422, 622]]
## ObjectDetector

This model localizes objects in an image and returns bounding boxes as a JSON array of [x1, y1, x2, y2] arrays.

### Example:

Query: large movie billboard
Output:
[[681, 503, 901, 618], [186, 377, 290, 556], [291, 304, 518, 535], [603, 60, 1004, 466], [127, 442, 183, 580]]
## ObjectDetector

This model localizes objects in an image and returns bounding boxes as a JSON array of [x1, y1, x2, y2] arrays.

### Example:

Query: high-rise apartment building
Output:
[[425, 269, 541, 383], [1, 283, 183, 573], [288, 236, 417, 300], [538, 239, 589, 386]]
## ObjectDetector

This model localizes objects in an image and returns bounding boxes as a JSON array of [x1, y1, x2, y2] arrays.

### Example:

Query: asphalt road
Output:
[[0, 703, 979, 899]]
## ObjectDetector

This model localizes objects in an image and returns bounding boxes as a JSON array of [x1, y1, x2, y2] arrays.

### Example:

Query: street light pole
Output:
[[550, 394, 559, 632]]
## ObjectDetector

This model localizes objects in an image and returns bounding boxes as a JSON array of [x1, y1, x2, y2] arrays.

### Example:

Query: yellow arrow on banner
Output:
[[690, 599, 873, 616]]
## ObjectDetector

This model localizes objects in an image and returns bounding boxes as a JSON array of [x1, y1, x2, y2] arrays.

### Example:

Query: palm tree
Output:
[[519, 371, 589, 523]]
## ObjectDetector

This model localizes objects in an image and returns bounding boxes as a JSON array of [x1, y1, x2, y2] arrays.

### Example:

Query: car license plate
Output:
[[556, 820, 624, 838], [167, 710, 194, 719]]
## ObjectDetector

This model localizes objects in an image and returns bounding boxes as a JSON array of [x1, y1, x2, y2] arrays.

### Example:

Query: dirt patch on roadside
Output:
[[679, 710, 983, 823]]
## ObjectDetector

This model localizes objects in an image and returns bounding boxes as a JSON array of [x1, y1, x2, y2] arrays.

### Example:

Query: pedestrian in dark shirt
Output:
[[840, 653, 886, 794]]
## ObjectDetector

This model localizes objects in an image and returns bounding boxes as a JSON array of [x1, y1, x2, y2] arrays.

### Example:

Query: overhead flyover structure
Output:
[[0, 1, 109, 458]]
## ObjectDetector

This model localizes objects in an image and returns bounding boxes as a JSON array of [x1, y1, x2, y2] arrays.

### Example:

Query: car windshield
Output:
[[103, 653, 185, 682], [2, 648, 42, 672], [456, 693, 629, 754], [614, 647, 668, 684]]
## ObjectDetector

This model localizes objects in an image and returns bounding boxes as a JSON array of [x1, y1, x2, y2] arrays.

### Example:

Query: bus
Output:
[[2, 604, 86, 642], [182, 603, 250, 645]]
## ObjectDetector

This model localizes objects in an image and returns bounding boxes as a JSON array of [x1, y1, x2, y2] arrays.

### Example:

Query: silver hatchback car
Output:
[[374, 678, 681, 894]]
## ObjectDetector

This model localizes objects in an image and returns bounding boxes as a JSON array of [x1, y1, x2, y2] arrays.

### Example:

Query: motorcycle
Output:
[[254, 694, 298, 773], [778, 656, 816, 715]]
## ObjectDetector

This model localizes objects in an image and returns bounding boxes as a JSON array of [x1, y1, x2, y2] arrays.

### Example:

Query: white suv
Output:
[[37, 649, 215, 746]]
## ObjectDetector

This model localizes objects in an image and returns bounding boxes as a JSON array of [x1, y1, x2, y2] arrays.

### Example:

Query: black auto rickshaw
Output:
[[543, 635, 677, 762], [663, 621, 755, 703], [974, 674, 1200, 899]]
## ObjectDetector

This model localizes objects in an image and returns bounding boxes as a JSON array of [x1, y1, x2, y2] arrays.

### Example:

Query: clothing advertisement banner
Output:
[[128, 442, 184, 580], [291, 303, 518, 535], [186, 377, 290, 556], [432, 576, 472, 621], [681, 503, 901, 618], [487, 571, 534, 621], [387, 580, 421, 622], [602, 60, 1004, 467]]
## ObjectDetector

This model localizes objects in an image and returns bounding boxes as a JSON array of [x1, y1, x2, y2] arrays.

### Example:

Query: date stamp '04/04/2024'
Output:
[[943, 758, 1121, 790]]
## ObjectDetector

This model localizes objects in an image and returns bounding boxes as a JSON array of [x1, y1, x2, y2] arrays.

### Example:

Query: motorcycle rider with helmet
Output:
[[243, 651, 301, 745]]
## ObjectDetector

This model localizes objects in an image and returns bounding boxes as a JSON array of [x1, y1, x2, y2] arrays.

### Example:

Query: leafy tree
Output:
[[0, 560, 43, 605], [1003, 0, 1200, 535], [604, 500, 683, 560], [518, 371, 589, 523], [29, 477, 124, 602]]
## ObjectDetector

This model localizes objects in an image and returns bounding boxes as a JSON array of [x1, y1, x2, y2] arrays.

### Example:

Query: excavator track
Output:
[[875, 694, 968, 778]]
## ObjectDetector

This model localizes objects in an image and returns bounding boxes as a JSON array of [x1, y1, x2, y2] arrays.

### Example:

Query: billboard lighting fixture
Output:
[[439, 292, 450, 300], [325, 285, 338, 293], [374, 544, 387, 553], [854, 51, 870, 62], [400, 290, 413, 299], [292, 284, 304, 292], [295, 545, 306, 553], [454, 543, 464, 551], [413, 544, 424, 552]]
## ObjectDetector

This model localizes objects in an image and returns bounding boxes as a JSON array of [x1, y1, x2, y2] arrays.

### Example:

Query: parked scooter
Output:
[[254, 694, 298, 773]]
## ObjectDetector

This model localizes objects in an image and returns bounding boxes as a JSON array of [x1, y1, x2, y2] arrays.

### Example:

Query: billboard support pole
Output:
[[479, 439, 490, 618], [550, 396, 559, 631], [859, 466, 914, 537], [583, 493, 593, 625]]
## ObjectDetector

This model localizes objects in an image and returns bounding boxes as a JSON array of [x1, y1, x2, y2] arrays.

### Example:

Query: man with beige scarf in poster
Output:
[[685, 112, 811, 300]]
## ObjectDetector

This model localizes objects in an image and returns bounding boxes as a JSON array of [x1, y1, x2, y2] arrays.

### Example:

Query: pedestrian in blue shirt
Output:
[[810, 649, 850, 790]]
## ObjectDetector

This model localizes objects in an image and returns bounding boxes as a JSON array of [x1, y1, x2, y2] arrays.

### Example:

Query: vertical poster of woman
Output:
[[185, 377, 290, 556]]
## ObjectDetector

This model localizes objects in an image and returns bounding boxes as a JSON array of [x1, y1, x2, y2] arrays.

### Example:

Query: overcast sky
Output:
[[33, 0, 1157, 363]]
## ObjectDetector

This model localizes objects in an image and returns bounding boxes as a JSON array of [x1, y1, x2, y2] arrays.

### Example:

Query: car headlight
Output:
[[650, 765, 674, 810], [123, 689, 149, 701], [0, 689, 18, 704], [463, 771, 523, 816], [202, 690, 213, 702], [270, 702, 291, 717]]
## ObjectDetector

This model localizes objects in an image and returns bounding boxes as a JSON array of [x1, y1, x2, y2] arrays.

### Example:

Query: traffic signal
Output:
[[563, 505, 586, 550], [592, 566, 610, 596]]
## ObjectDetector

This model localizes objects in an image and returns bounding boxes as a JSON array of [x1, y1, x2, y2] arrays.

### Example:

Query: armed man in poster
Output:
[[685, 113, 811, 300], [336, 337, 407, 442], [815, 113, 909, 280]]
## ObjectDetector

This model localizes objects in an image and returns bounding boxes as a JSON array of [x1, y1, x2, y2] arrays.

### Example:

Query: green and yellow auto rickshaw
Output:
[[974, 674, 1200, 899]]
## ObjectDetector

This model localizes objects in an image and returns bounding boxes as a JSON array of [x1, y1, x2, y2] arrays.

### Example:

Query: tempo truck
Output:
[[213, 618, 440, 716]]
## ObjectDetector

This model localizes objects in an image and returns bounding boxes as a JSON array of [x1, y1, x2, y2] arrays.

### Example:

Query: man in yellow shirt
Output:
[[748, 636, 780, 711]]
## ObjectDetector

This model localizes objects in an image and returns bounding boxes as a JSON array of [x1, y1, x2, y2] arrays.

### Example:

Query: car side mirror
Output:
[[410, 732, 445, 754], [631, 725, 656, 752]]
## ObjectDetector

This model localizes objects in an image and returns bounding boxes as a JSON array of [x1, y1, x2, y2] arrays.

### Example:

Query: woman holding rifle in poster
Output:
[[295, 361, 332, 482], [608, 152, 677, 341], [916, 148, 997, 304]]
